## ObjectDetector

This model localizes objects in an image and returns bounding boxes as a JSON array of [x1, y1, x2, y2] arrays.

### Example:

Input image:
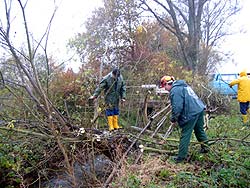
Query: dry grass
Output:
[[112, 155, 198, 187]]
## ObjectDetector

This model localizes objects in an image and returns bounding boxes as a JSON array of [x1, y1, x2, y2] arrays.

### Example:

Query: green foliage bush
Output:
[[0, 129, 43, 187]]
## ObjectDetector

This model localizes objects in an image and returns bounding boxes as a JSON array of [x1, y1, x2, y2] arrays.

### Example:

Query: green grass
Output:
[[111, 103, 250, 188]]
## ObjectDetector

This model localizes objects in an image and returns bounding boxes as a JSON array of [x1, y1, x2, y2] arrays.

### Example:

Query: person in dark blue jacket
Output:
[[160, 76, 209, 163]]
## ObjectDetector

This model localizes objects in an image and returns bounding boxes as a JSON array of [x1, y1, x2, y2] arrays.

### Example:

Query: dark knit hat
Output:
[[112, 68, 120, 77]]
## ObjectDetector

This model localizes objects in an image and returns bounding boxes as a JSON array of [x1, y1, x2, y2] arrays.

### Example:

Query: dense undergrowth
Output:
[[0, 100, 250, 187], [110, 100, 250, 188]]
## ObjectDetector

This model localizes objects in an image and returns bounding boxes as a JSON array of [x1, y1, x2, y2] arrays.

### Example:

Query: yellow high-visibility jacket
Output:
[[229, 70, 250, 102]]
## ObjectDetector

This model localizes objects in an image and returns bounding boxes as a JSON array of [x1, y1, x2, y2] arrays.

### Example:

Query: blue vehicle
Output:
[[209, 73, 238, 97]]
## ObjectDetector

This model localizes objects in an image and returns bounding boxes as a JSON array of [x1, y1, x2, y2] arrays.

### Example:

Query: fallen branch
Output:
[[0, 126, 89, 142], [130, 125, 164, 139], [163, 122, 176, 139], [142, 146, 178, 154], [208, 137, 250, 145], [128, 133, 176, 146]]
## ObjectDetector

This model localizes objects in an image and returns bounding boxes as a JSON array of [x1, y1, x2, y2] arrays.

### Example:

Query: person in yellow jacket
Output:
[[229, 69, 250, 125]]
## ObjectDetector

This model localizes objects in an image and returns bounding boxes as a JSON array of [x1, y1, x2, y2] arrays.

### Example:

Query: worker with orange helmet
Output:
[[160, 76, 175, 88], [160, 75, 209, 163]]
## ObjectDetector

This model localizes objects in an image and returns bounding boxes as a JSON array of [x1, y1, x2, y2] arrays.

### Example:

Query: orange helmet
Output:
[[160, 75, 175, 88]]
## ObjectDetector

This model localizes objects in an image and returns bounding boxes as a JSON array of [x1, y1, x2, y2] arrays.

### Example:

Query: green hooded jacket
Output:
[[170, 80, 205, 126], [93, 72, 126, 108]]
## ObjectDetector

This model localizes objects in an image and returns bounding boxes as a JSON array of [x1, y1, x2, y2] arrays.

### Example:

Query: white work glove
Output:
[[121, 98, 126, 106], [88, 96, 97, 106], [89, 96, 96, 100]]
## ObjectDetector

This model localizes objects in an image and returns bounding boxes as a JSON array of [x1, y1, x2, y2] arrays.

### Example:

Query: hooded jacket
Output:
[[229, 70, 250, 102], [93, 72, 126, 107], [169, 80, 205, 126]]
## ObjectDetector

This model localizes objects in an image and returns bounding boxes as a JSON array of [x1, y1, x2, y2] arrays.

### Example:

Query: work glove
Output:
[[121, 98, 126, 106], [89, 96, 96, 100], [88, 96, 96, 106]]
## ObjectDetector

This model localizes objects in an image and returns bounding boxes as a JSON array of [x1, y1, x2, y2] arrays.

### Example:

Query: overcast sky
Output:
[[37, 0, 250, 73], [26, 0, 103, 70], [219, 0, 250, 73], [1, 0, 249, 73], [0, 0, 103, 71]]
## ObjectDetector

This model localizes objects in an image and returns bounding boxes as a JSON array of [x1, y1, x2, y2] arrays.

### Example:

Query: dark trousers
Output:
[[178, 111, 208, 158], [105, 107, 119, 116], [239, 102, 249, 115]]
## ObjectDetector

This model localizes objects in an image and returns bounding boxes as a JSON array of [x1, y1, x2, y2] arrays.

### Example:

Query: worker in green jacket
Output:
[[229, 69, 250, 125], [89, 68, 126, 131], [160, 75, 209, 163]]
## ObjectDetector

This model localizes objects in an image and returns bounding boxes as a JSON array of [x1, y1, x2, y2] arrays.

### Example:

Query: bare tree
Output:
[[139, 0, 241, 74], [0, 0, 76, 185]]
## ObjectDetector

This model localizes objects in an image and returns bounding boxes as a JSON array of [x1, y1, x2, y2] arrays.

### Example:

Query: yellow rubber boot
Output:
[[113, 115, 121, 129], [242, 114, 248, 124], [107, 116, 114, 131]]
